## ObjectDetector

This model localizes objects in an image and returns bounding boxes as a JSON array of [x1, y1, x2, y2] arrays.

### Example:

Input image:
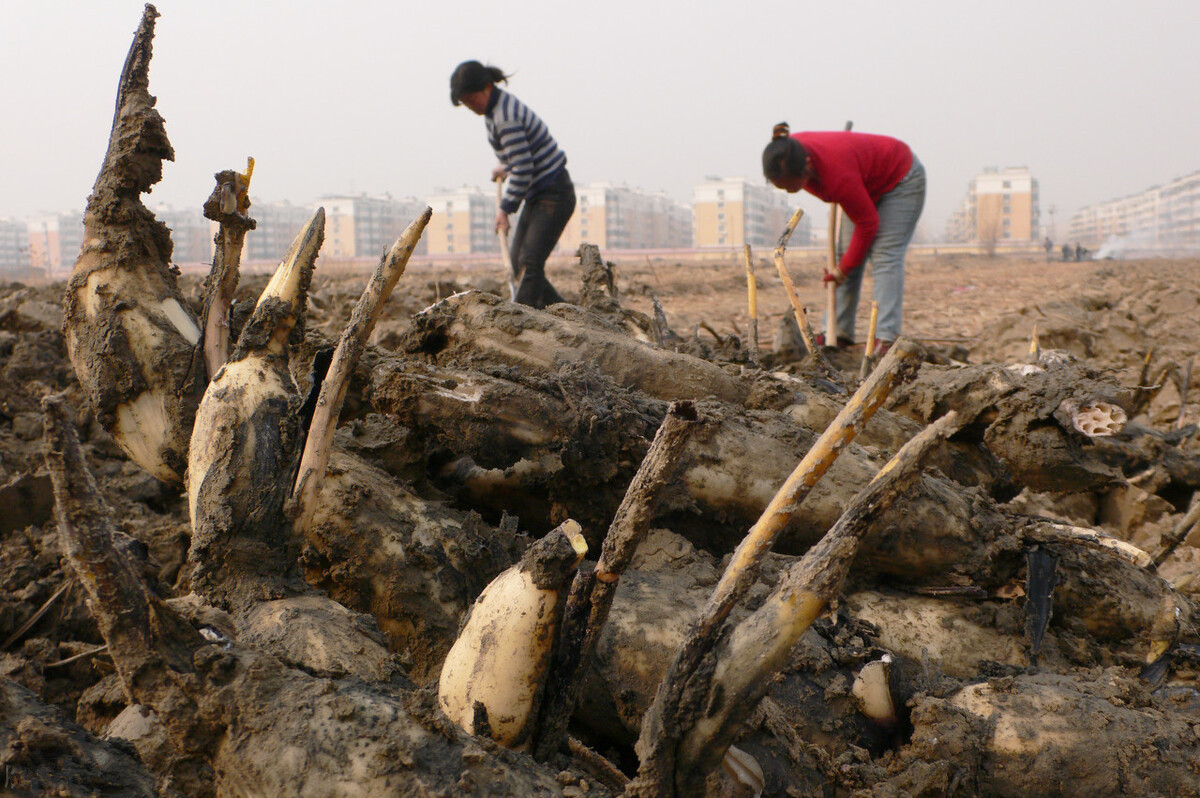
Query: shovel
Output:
[[825, 120, 853, 346], [495, 176, 518, 300]]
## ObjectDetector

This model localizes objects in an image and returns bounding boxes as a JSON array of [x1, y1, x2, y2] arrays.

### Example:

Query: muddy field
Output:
[[3, 6, 1200, 796], [3, 246, 1199, 796]]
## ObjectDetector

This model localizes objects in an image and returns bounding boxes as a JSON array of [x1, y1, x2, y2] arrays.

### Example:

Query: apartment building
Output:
[[0, 219, 32, 278], [425, 186, 499, 255], [154, 205, 212, 266], [692, 177, 796, 249], [1160, 171, 1200, 249], [559, 183, 692, 251], [317, 194, 429, 260], [1069, 168, 1200, 251], [240, 200, 315, 263], [26, 211, 84, 279], [945, 167, 1039, 245]]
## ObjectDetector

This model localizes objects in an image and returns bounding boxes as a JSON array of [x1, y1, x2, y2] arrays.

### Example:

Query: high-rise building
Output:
[[945, 167, 1039, 245], [560, 183, 692, 251], [26, 211, 84, 279], [0, 218, 32, 278], [692, 177, 796, 249], [240, 200, 315, 264], [425, 186, 499, 255], [153, 205, 211, 267], [316, 194, 429, 260], [1069, 168, 1200, 251]]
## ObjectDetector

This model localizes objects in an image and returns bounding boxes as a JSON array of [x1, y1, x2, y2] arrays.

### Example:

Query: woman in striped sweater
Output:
[[451, 61, 575, 309]]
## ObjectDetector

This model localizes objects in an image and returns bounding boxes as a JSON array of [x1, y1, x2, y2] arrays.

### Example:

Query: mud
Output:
[[4, 250, 1200, 794], [5, 243, 1200, 795], [6, 7, 1200, 794]]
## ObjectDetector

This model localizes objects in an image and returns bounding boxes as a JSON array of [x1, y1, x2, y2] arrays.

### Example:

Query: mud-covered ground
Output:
[[2, 251, 1198, 795]]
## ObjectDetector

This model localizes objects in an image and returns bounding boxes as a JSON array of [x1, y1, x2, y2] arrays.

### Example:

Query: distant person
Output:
[[762, 122, 925, 354], [1043, 236, 1053, 261], [1075, 243, 1083, 262], [450, 61, 574, 309], [1062, 243, 1071, 262]]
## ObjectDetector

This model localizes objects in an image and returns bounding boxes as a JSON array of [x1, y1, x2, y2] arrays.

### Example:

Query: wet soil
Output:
[[2, 251, 1199, 796]]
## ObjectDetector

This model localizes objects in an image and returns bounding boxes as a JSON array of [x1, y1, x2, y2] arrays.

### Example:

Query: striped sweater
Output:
[[486, 88, 568, 213]]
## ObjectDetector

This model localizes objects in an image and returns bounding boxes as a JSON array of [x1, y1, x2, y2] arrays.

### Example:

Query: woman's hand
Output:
[[491, 165, 508, 182], [495, 210, 510, 235], [823, 267, 847, 286]]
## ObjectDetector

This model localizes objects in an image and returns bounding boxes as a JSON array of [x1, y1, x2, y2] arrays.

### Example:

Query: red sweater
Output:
[[794, 131, 913, 273]]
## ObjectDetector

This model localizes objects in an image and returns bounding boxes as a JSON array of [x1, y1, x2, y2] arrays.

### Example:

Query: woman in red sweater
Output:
[[763, 123, 925, 352]]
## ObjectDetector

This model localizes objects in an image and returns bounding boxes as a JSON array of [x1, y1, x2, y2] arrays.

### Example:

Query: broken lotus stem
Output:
[[291, 208, 432, 534], [43, 393, 205, 685], [743, 244, 759, 365], [626, 342, 927, 797], [638, 410, 961, 796], [772, 209, 823, 356], [438, 520, 588, 750], [859, 300, 879, 381], [201, 157, 257, 378], [534, 401, 699, 760], [773, 208, 840, 381]]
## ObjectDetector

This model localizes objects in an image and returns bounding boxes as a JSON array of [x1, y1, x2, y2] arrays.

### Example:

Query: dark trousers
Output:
[[510, 169, 575, 309]]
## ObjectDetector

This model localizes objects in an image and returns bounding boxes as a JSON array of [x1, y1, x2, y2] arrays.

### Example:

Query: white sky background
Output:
[[3, 0, 1198, 240]]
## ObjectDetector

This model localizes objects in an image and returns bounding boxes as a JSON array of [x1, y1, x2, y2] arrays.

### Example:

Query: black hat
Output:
[[450, 61, 492, 106]]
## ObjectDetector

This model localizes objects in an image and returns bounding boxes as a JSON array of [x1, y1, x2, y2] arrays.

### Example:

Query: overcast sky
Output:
[[4, 0, 1198, 240]]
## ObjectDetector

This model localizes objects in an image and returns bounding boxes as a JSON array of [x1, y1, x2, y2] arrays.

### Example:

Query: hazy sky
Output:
[[4, 0, 1199, 239]]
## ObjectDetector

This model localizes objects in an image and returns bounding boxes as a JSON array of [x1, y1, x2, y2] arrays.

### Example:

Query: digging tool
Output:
[[825, 119, 853, 346], [496, 176, 518, 300]]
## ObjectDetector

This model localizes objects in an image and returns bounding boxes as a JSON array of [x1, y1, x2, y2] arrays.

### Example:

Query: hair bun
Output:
[[772, 122, 790, 140]]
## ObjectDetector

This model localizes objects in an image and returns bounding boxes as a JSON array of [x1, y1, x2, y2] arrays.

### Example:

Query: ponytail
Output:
[[450, 61, 510, 105], [762, 121, 807, 180]]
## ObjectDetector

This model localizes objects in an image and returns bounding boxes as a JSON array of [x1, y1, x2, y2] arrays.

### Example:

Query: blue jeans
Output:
[[510, 169, 575, 309], [832, 155, 926, 342]]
